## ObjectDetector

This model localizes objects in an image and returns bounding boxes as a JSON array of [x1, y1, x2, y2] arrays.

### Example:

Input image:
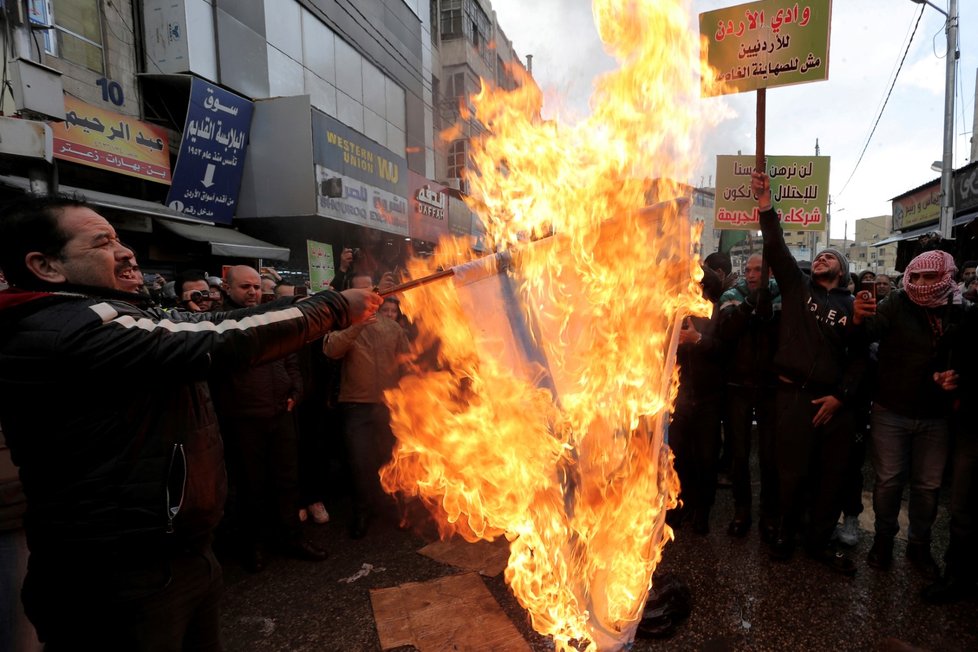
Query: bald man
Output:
[[211, 266, 319, 571]]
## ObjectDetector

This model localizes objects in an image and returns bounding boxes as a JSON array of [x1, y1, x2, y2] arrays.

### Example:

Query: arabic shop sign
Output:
[[307, 239, 335, 291], [954, 162, 978, 215], [700, 0, 831, 96], [892, 182, 940, 231], [715, 155, 830, 231], [312, 109, 408, 201], [315, 165, 409, 237], [167, 78, 254, 224], [408, 171, 449, 243], [51, 95, 171, 183]]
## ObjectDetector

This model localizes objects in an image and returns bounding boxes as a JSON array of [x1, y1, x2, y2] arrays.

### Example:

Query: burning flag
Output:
[[380, 1, 718, 649]]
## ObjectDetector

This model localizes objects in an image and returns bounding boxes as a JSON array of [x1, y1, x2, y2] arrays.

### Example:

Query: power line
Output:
[[838, 6, 924, 198]]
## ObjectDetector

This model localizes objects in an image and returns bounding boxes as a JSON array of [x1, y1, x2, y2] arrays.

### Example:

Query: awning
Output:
[[873, 225, 936, 247], [154, 219, 290, 261], [873, 212, 978, 247], [0, 174, 212, 225]]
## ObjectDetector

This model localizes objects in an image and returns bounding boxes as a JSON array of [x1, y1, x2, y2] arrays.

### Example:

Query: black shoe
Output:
[[807, 544, 857, 577], [350, 512, 370, 539], [867, 536, 894, 571], [665, 505, 687, 531], [242, 544, 266, 573], [921, 575, 977, 605], [692, 510, 710, 536], [769, 522, 794, 561], [906, 542, 940, 581], [727, 517, 751, 538], [759, 516, 777, 545], [284, 538, 328, 562]]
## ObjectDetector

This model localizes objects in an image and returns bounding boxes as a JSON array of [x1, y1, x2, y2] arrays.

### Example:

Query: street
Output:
[[219, 478, 977, 651]]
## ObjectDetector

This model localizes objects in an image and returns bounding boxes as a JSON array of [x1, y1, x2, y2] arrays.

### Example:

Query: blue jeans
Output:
[[869, 404, 949, 543]]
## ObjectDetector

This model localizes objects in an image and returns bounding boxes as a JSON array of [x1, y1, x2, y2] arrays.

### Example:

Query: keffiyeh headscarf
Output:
[[904, 250, 961, 307]]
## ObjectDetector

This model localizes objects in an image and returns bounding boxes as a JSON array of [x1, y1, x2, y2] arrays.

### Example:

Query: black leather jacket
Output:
[[0, 287, 346, 559]]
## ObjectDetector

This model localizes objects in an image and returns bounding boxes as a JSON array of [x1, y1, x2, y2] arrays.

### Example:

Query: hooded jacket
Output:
[[0, 287, 346, 560], [759, 208, 864, 400]]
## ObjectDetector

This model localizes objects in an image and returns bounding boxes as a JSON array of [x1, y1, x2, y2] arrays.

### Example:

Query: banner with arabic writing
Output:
[[307, 239, 335, 291], [167, 78, 254, 224], [700, 0, 831, 96], [51, 95, 171, 183], [715, 155, 830, 231]]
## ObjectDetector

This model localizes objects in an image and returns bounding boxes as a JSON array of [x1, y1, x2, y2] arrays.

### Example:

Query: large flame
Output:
[[380, 1, 716, 649]]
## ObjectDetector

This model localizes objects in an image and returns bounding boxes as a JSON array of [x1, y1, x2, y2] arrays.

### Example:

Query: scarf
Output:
[[903, 250, 961, 308]]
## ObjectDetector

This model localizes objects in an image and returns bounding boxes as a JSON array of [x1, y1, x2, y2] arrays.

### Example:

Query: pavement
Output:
[[220, 470, 977, 651]]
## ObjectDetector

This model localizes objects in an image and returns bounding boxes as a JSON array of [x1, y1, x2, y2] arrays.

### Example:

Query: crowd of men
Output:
[[0, 185, 976, 651], [670, 172, 977, 604]]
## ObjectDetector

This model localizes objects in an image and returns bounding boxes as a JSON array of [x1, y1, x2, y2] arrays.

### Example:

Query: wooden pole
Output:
[[756, 88, 770, 286]]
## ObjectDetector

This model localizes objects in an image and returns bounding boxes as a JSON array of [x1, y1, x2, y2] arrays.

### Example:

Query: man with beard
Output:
[[0, 196, 380, 649], [752, 172, 864, 576], [717, 253, 781, 540], [854, 251, 967, 578]]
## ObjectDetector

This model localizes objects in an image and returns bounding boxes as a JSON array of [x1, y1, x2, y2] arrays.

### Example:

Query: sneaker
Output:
[[308, 502, 330, 524], [807, 543, 857, 577], [833, 515, 861, 547], [298, 507, 308, 523]]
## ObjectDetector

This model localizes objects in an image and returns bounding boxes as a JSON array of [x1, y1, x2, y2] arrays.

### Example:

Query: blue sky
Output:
[[489, 0, 976, 239]]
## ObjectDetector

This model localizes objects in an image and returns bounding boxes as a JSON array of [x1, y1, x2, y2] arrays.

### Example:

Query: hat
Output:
[[816, 247, 849, 280]]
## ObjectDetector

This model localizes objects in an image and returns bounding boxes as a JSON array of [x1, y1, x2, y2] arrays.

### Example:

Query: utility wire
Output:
[[838, 6, 925, 198]]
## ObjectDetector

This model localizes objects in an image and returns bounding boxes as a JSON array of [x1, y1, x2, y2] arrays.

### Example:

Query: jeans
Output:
[[342, 402, 397, 515], [724, 385, 778, 521], [869, 404, 949, 543], [670, 397, 722, 517], [943, 415, 977, 579]]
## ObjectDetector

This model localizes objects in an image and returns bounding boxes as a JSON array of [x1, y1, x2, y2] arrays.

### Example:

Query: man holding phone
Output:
[[853, 250, 968, 578]]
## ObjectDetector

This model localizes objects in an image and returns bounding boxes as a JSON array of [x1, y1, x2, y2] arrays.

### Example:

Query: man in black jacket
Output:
[[853, 250, 966, 578], [752, 172, 863, 576], [211, 265, 322, 572], [0, 196, 380, 650]]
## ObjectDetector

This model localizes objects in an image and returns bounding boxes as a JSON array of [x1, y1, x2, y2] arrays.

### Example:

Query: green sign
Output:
[[700, 0, 832, 96], [715, 155, 830, 231], [307, 239, 335, 291]]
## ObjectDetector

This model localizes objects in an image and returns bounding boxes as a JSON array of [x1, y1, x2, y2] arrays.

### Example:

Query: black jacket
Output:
[[760, 208, 863, 400], [717, 280, 781, 388], [0, 287, 346, 559], [857, 290, 966, 419]]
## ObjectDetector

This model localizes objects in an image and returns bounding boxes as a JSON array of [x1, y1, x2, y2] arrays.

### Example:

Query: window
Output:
[[36, 0, 105, 73], [441, 0, 463, 40], [468, 1, 492, 66], [448, 72, 466, 100], [448, 139, 467, 180]]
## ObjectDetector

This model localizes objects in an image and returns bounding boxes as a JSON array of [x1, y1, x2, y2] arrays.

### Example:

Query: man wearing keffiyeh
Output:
[[853, 249, 968, 579]]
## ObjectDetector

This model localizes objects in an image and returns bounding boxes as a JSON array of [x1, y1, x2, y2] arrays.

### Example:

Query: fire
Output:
[[380, 1, 716, 649]]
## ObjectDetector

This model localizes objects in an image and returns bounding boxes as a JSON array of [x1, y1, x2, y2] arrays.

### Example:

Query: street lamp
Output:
[[911, 0, 958, 239]]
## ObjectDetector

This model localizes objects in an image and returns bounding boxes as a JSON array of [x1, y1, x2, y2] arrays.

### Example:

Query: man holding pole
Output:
[[751, 171, 864, 576]]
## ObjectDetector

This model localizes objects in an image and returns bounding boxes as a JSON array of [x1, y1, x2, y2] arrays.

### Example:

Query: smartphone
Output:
[[859, 280, 877, 300]]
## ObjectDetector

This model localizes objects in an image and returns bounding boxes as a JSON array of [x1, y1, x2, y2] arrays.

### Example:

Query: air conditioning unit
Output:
[[7, 58, 65, 121], [445, 178, 461, 190]]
